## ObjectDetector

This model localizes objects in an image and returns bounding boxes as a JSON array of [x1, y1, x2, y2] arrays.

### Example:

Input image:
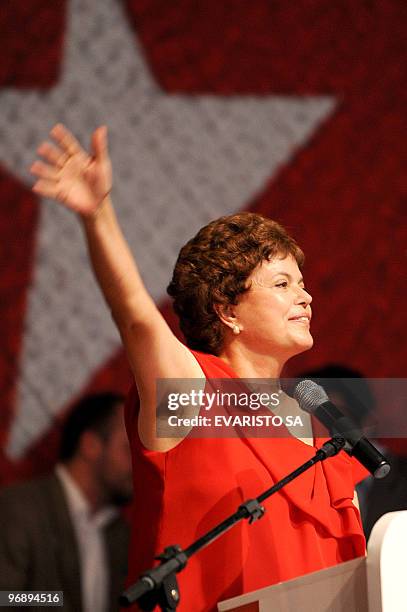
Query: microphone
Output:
[[294, 379, 390, 479]]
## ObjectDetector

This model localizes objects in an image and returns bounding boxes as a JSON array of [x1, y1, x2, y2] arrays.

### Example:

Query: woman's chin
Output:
[[290, 334, 314, 356]]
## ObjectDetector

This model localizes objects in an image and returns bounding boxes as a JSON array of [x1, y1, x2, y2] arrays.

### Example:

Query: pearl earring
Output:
[[232, 325, 240, 335]]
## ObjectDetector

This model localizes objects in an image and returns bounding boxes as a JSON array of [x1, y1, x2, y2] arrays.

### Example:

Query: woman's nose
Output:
[[296, 286, 312, 305]]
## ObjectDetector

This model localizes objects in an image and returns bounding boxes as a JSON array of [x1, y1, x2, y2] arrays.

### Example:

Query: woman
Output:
[[31, 125, 366, 611]]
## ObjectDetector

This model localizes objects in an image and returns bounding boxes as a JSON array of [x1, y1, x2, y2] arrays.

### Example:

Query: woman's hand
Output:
[[30, 124, 112, 218]]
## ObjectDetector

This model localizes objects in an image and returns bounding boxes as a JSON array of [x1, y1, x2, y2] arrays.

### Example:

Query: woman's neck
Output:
[[218, 342, 284, 379]]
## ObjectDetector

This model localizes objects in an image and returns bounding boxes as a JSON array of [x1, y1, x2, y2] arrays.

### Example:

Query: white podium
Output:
[[218, 511, 407, 612]]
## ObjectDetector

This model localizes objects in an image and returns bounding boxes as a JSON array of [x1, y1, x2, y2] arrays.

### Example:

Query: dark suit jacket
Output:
[[363, 453, 407, 540], [0, 473, 130, 611]]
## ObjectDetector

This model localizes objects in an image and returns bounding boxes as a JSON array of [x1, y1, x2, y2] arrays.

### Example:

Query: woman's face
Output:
[[233, 254, 313, 359]]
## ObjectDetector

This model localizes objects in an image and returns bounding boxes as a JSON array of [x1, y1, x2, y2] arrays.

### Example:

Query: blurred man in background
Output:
[[0, 392, 132, 612]]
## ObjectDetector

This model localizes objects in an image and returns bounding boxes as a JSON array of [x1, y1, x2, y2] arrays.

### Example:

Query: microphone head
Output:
[[294, 379, 329, 414]]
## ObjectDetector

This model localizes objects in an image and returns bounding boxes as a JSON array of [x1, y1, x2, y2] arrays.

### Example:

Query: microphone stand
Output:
[[120, 436, 346, 611]]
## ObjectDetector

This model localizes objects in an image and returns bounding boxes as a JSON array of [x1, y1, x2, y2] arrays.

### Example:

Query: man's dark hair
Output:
[[298, 364, 375, 429], [59, 392, 124, 462]]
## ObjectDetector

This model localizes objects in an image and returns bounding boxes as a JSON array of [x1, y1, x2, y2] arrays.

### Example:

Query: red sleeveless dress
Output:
[[124, 350, 366, 611]]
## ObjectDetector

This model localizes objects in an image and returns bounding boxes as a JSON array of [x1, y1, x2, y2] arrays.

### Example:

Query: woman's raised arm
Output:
[[30, 124, 204, 450]]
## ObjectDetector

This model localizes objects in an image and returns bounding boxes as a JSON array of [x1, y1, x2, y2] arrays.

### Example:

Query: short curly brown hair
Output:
[[167, 212, 304, 355]]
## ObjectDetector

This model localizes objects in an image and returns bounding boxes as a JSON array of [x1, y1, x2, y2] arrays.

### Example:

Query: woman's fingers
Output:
[[91, 125, 108, 162], [50, 123, 82, 156], [32, 178, 60, 199], [30, 160, 60, 180], [37, 142, 67, 168]]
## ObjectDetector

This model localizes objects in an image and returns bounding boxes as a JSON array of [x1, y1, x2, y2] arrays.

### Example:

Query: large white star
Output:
[[0, 0, 335, 458]]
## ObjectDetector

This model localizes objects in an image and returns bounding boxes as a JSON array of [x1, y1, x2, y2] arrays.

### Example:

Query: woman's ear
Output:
[[214, 303, 241, 335]]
